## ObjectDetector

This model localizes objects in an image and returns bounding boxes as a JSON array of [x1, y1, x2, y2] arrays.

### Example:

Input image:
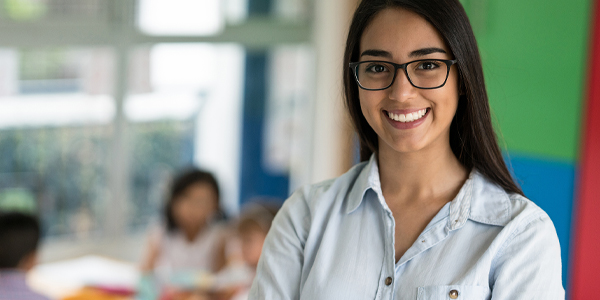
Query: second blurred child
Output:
[[0, 212, 49, 300]]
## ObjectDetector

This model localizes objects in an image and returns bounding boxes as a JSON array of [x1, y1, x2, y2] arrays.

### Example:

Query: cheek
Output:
[[427, 80, 460, 118], [358, 92, 380, 124], [172, 202, 189, 223]]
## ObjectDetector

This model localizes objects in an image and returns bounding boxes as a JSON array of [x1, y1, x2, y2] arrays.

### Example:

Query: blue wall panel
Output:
[[239, 52, 289, 207]]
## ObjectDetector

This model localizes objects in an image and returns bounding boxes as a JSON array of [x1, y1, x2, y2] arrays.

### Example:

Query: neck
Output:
[[377, 140, 468, 206]]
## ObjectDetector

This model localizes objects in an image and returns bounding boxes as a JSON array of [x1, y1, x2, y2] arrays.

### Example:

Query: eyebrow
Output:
[[360, 49, 392, 58], [360, 47, 447, 58], [408, 47, 447, 57]]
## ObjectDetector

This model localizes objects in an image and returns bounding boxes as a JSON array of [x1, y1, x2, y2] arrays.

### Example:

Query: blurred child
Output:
[[235, 202, 279, 270], [212, 201, 279, 300], [0, 211, 49, 300], [141, 168, 228, 279]]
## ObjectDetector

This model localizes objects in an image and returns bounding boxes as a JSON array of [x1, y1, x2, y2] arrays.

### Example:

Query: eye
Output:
[[416, 60, 441, 70], [365, 63, 389, 73]]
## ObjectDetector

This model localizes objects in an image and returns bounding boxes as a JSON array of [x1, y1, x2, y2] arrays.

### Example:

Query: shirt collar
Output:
[[346, 154, 380, 214], [452, 169, 512, 228], [345, 155, 512, 228]]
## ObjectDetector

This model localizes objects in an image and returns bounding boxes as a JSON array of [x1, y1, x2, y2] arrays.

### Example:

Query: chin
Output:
[[384, 138, 429, 154]]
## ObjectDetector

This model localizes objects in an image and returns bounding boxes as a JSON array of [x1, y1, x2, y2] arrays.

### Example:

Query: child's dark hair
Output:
[[0, 212, 41, 269], [164, 168, 224, 232]]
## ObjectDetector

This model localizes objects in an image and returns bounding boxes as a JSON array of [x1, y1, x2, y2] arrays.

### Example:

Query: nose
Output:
[[388, 69, 417, 102]]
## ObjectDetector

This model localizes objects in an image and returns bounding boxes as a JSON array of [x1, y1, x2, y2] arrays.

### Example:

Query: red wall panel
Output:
[[571, 0, 600, 298]]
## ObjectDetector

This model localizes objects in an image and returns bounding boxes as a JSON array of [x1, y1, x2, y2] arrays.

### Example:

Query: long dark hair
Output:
[[164, 168, 225, 231], [343, 0, 524, 196]]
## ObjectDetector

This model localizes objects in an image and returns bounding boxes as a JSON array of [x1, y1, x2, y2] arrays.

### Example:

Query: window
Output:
[[0, 0, 314, 261]]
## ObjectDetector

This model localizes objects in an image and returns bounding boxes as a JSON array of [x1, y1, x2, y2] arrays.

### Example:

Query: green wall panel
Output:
[[461, 0, 590, 160]]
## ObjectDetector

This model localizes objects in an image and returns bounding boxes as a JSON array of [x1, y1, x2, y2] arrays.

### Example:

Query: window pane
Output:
[[273, 0, 311, 21], [0, 47, 115, 238], [0, 48, 114, 127], [137, 0, 225, 36]]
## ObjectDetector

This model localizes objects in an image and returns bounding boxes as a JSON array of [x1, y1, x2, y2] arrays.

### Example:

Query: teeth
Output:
[[387, 109, 428, 123]]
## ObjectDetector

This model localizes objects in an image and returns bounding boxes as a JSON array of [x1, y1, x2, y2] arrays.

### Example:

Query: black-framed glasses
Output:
[[349, 59, 457, 90]]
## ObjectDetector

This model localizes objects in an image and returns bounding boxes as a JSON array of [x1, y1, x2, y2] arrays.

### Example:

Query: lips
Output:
[[382, 108, 430, 130]]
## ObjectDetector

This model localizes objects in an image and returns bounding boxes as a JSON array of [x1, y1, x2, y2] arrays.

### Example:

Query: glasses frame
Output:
[[349, 59, 458, 90]]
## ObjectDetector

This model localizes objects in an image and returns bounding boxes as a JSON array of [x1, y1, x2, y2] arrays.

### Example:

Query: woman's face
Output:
[[358, 7, 460, 156], [172, 182, 218, 233]]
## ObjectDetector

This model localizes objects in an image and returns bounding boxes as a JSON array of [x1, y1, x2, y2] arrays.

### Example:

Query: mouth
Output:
[[384, 108, 430, 123]]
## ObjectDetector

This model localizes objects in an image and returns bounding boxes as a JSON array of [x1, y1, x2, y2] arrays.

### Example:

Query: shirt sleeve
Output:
[[248, 187, 312, 300], [490, 213, 565, 299]]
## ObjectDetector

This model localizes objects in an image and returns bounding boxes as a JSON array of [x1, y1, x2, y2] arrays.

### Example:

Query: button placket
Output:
[[381, 193, 396, 293]]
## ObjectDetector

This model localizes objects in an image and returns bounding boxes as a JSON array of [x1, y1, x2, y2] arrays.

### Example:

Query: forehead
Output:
[[182, 182, 216, 196], [360, 7, 449, 58]]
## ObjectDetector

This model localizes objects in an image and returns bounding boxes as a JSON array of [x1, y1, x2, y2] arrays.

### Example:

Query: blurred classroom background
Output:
[[0, 0, 598, 299]]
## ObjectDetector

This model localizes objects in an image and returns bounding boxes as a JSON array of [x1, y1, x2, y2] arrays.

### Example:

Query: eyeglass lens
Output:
[[355, 60, 449, 89]]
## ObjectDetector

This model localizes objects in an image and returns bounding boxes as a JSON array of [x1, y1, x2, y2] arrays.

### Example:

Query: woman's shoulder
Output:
[[502, 192, 558, 242], [470, 176, 565, 297], [506, 193, 549, 219]]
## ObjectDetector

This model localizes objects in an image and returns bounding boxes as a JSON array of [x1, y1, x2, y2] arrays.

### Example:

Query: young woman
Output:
[[249, 0, 564, 299]]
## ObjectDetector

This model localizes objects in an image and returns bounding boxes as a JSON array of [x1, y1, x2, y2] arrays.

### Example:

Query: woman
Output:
[[249, 0, 564, 299]]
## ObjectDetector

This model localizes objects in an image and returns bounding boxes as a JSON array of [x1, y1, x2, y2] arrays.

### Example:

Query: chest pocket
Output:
[[417, 285, 490, 300]]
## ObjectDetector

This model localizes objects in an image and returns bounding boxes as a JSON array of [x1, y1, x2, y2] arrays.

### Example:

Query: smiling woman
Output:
[[249, 0, 564, 299]]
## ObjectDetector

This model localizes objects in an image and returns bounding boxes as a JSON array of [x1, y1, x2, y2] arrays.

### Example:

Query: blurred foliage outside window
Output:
[[1, 0, 107, 22], [0, 122, 195, 237], [0, 126, 109, 237]]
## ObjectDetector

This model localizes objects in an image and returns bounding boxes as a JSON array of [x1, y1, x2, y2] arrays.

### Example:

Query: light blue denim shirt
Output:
[[249, 155, 564, 300]]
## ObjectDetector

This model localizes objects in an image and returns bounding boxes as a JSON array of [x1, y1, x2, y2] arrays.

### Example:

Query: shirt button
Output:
[[449, 289, 459, 299], [385, 277, 393, 286]]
